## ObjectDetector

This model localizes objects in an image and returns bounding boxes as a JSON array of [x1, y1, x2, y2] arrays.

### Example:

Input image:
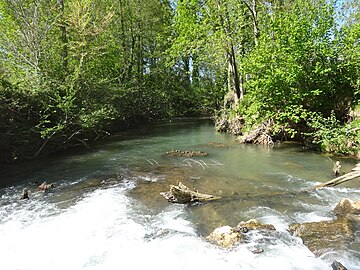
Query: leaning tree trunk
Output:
[[311, 163, 360, 190]]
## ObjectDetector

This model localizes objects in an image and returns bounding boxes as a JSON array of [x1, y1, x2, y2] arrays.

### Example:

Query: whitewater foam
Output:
[[0, 181, 358, 270]]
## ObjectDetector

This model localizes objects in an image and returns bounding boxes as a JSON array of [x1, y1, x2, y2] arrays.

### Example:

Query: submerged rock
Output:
[[236, 219, 276, 231], [165, 150, 208, 157], [334, 198, 360, 217], [204, 142, 226, 148], [206, 219, 276, 249]]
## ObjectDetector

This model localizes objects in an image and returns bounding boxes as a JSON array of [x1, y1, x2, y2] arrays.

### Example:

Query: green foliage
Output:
[[238, 0, 359, 152], [306, 112, 360, 155], [0, 0, 359, 162], [0, 0, 217, 162]]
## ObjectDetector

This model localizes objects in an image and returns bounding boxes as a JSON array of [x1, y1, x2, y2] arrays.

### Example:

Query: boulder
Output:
[[206, 219, 276, 249], [334, 198, 360, 217], [289, 218, 353, 256], [206, 226, 244, 248], [331, 261, 348, 270]]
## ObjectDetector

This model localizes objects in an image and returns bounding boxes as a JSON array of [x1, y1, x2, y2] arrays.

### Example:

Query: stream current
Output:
[[0, 119, 359, 270]]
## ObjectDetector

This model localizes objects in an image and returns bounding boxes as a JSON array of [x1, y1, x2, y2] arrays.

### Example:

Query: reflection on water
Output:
[[0, 119, 359, 269]]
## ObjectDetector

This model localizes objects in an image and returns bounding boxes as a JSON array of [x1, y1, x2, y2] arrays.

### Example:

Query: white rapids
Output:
[[1, 180, 358, 270]]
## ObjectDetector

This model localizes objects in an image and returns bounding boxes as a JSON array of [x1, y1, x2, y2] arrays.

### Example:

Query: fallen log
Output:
[[311, 163, 360, 190], [160, 182, 220, 204]]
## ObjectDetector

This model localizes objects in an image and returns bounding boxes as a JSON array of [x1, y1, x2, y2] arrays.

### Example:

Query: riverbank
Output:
[[214, 109, 360, 160]]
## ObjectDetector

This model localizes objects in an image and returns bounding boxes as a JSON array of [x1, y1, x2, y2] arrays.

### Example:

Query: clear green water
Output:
[[0, 118, 359, 270]]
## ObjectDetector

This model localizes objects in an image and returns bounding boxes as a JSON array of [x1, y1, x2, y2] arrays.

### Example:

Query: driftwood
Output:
[[160, 182, 220, 204], [311, 163, 360, 190]]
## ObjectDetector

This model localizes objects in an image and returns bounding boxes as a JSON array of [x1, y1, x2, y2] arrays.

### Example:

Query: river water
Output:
[[0, 119, 359, 270]]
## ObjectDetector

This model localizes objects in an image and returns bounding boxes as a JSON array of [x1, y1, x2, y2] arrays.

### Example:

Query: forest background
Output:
[[0, 0, 359, 163]]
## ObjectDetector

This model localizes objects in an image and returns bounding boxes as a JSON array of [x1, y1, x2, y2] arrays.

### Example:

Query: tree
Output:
[[170, 0, 261, 108], [241, 0, 357, 130]]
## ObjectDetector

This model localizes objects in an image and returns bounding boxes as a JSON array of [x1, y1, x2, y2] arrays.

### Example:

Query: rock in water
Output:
[[235, 219, 276, 231], [289, 218, 353, 256], [334, 198, 360, 217], [206, 219, 276, 249], [206, 226, 244, 248], [20, 188, 29, 200], [38, 181, 54, 191], [331, 260, 348, 270]]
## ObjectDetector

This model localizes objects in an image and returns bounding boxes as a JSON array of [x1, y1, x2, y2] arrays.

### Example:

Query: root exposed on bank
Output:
[[215, 110, 244, 135], [237, 120, 276, 146]]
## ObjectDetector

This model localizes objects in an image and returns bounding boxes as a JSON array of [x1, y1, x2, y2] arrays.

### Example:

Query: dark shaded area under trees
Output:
[[0, 0, 359, 163]]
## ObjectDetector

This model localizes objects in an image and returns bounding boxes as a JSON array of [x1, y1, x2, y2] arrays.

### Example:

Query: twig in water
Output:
[[146, 159, 154, 165], [150, 159, 159, 165], [211, 159, 224, 166], [183, 158, 205, 170], [327, 156, 334, 165], [198, 159, 209, 167]]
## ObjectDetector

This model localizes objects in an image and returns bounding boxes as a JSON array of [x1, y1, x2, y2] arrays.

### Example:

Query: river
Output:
[[0, 119, 359, 270]]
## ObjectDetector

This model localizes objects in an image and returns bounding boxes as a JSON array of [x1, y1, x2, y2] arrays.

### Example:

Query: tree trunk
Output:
[[252, 0, 259, 47], [191, 54, 199, 87], [242, 0, 260, 47], [228, 46, 242, 102], [119, 0, 129, 82], [216, 0, 242, 102], [183, 56, 191, 86], [58, 0, 68, 75]]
